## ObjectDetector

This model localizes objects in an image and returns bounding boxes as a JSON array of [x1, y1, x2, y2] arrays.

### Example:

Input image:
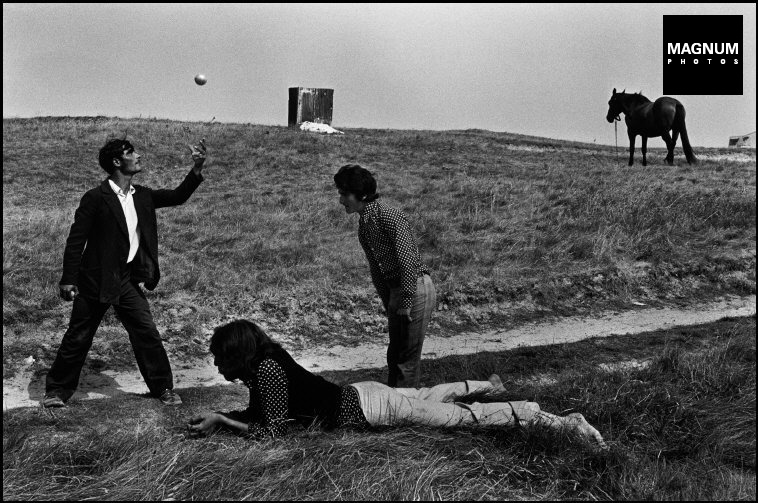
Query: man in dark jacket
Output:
[[43, 137, 208, 407]]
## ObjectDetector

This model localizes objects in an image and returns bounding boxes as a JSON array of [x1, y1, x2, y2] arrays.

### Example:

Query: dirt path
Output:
[[4, 295, 755, 410]]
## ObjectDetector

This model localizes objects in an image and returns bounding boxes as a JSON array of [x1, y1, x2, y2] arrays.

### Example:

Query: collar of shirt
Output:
[[108, 179, 135, 197], [359, 200, 380, 224]]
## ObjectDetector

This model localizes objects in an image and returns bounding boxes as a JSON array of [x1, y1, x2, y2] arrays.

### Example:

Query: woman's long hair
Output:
[[209, 319, 284, 378]]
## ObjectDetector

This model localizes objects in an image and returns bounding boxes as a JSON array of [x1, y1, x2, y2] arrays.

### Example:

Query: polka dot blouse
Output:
[[358, 200, 430, 312], [242, 358, 368, 439]]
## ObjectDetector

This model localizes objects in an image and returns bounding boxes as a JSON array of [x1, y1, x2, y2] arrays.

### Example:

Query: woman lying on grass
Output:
[[187, 320, 607, 450]]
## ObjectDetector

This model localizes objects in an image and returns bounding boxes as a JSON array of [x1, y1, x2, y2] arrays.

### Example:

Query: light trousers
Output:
[[351, 380, 538, 428]]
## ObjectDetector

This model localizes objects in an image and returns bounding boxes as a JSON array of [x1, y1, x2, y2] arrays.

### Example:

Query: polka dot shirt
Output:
[[337, 385, 370, 429], [242, 358, 368, 438], [358, 200, 430, 312], [243, 359, 291, 439]]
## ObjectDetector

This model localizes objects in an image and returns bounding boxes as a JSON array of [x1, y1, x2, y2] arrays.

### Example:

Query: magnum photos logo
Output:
[[663, 15, 742, 95]]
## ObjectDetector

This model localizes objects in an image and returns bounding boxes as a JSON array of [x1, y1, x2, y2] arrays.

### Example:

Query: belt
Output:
[[387, 271, 427, 289]]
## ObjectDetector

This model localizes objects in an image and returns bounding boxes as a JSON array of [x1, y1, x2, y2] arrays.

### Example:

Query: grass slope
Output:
[[3, 117, 755, 377]]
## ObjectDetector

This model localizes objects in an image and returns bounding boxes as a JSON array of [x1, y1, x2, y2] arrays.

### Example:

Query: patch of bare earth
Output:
[[4, 295, 754, 410]]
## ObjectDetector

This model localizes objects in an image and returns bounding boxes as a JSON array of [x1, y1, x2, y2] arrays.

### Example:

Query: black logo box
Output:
[[663, 15, 743, 95]]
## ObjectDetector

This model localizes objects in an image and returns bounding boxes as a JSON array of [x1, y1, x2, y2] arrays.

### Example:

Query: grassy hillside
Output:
[[2, 116, 755, 374]]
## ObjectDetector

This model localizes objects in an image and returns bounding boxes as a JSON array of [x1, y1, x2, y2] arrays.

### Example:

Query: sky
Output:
[[3, 3, 756, 147]]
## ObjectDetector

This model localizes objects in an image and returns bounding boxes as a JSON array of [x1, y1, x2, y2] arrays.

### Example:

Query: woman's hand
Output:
[[187, 412, 223, 437]]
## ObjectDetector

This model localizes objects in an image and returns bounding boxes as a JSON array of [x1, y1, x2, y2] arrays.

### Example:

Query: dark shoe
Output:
[[42, 395, 66, 408], [159, 389, 182, 406]]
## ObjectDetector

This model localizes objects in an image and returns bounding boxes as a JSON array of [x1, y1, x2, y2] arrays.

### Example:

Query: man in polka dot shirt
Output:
[[334, 164, 436, 387]]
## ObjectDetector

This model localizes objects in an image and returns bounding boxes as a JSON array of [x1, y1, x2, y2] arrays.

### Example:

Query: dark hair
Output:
[[333, 164, 379, 202], [209, 319, 284, 378], [98, 138, 134, 174]]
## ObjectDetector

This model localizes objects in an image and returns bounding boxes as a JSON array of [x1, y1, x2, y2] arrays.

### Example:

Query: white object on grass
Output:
[[299, 121, 344, 135]]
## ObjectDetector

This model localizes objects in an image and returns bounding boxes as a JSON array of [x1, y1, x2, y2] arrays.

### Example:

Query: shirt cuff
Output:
[[396, 308, 412, 317]]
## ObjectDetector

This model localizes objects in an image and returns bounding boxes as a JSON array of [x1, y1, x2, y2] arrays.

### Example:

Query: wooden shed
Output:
[[288, 87, 333, 127]]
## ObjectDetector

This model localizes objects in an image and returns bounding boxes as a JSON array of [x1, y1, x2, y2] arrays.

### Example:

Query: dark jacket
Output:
[[60, 169, 203, 304], [228, 348, 343, 429]]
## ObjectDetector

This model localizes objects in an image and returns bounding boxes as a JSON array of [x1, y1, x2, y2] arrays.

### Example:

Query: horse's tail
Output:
[[676, 102, 697, 164]]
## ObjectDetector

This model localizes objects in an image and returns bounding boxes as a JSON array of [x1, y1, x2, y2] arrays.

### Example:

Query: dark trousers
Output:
[[45, 272, 173, 401], [386, 274, 436, 388]]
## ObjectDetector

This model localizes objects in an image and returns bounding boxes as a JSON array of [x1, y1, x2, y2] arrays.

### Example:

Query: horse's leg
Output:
[[661, 130, 674, 165], [642, 137, 650, 165], [671, 128, 680, 164], [628, 133, 636, 166], [671, 129, 680, 157]]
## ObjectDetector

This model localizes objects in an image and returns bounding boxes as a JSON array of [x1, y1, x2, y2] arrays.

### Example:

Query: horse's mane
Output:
[[622, 91, 651, 105]]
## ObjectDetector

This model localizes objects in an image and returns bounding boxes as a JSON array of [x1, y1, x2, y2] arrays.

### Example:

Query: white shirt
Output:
[[108, 180, 140, 263]]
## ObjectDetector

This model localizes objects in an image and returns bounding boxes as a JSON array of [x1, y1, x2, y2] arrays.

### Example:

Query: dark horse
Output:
[[606, 88, 696, 166]]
